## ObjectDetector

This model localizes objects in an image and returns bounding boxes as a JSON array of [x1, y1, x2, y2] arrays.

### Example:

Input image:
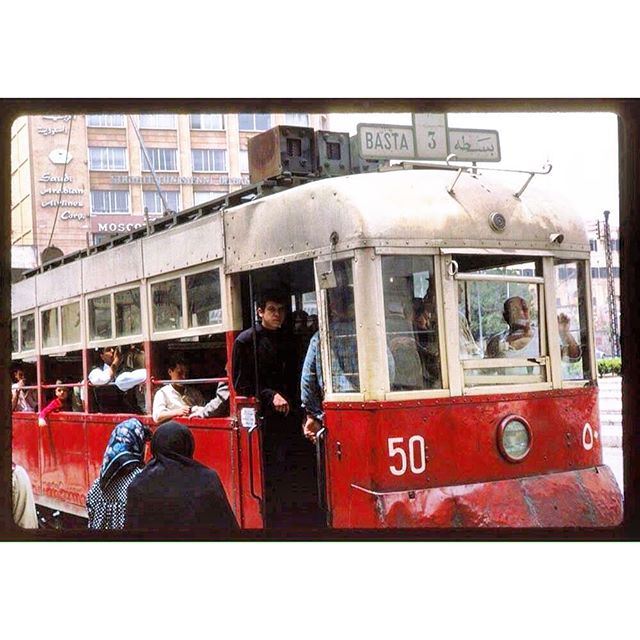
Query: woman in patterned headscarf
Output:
[[86, 418, 151, 530]]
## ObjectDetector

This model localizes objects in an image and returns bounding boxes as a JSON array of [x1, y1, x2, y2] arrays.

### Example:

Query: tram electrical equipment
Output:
[[248, 125, 316, 182]]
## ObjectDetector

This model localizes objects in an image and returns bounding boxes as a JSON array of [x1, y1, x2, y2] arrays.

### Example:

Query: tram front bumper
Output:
[[351, 465, 623, 528]]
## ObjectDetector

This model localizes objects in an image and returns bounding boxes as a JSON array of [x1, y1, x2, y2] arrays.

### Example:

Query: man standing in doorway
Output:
[[232, 288, 314, 527]]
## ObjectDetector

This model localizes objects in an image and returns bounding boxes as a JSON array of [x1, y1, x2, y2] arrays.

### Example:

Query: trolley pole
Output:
[[601, 210, 620, 357]]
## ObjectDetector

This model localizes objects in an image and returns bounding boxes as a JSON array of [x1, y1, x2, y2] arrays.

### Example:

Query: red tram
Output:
[[10, 125, 623, 529]]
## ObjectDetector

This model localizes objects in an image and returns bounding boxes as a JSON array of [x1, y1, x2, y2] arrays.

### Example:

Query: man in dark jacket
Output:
[[232, 288, 313, 527]]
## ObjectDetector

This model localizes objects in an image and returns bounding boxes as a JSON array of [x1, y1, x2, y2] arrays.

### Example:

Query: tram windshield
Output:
[[382, 255, 442, 391], [454, 253, 590, 387]]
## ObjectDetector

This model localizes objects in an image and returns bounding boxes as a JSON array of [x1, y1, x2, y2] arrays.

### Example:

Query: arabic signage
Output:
[[412, 113, 448, 160], [355, 115, 501, 163], [357, 124, 416, 160], [447, 128, 501, 162]]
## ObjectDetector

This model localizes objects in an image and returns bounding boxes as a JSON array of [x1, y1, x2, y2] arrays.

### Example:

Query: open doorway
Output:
[[238, 259, 324, 528]]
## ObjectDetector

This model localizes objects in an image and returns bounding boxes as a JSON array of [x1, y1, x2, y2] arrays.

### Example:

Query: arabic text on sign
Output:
[[42, 115, 73, 122], [37, 126, 68, 137]]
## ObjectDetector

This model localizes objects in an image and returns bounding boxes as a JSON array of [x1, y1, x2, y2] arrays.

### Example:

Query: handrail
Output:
[[150, 376, 229, 386], [40, 382, 83, 389]]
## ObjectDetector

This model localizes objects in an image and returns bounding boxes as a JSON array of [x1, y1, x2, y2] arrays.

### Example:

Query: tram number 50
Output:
[[388, 436, 427, 476]]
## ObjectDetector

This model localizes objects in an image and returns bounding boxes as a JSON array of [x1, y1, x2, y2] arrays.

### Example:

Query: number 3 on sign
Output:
[[388, 436, 427, 476]]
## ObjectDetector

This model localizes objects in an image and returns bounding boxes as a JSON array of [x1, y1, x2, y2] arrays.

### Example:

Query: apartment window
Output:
[[143, 190, 180, 214], [141, 148, 178, 171], [87, 114, 125, 127], [589, 239, 598, 252], [238, 113, 271, 131], [239, 149, 249, 173], [192, 149, 227, 172], [91, 190, 130, 214], [190, 114, 224, 130], [285, 113, 309, 126], [89, 147, 127, 170], [194, 191, 225, 205], [139, 114, 177, 129]]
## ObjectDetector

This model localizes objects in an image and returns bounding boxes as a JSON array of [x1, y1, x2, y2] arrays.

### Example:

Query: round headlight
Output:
[[498, 415, 532, 462]]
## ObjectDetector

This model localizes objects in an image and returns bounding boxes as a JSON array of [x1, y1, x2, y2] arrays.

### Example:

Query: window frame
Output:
[[90, 189, 130, 215], [142, 190, 180, 214], [138, 114, 177, 129], [141, 147, 178, 173], [88, 146, 128, 171], [190, 114, 225, 130], [86, 284, 145, 349], [148, 263, 226, 341], [191, 148, 227, 173], [379, 252, 449, 399], [86, 114, 126, 128], [238, 113, 271, 132], [12, 311, 37, 357]]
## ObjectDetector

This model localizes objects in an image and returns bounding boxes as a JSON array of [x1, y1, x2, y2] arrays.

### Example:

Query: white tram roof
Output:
[[223, 168, 589, 272], [12, 167, 588, 313]]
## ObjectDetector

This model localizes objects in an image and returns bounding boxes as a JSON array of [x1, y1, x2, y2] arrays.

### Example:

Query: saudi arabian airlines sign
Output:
[[357, 113, 501, 163]]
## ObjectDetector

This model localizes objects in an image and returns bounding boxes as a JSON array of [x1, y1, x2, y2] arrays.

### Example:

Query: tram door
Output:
[[238, 261, 325, 529]]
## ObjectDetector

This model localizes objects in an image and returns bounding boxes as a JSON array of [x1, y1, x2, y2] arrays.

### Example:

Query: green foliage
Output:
[[597, 357, 621, 377]]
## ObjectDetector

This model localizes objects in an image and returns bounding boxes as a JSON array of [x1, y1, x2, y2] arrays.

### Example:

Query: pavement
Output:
[[598, 375, 622, 448], [598, 375, 623, 492]]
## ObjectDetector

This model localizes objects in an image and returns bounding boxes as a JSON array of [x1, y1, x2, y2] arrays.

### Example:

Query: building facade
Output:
[[10, 111, 329, 262]]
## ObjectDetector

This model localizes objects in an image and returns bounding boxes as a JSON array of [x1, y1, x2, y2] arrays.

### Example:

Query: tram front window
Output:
[[381, 255, 441, 390], [456, 257, 547, 387], [554, 259, 588, 380], [326, 260, 360, 392]]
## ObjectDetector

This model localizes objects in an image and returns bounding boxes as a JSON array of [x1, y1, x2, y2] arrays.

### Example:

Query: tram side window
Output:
[[186, 269, 222, 328], [115, 288, 142, 336], [456, 256, 546, 386], [554, 259, 588, 380], [42, 308, 59, 348], [151, 336, 230, 421], [20, 314, 35, 351], [61, 302, 81, 345], [381, 255, 441, 390], [11, 318, 19, 353], [42, 353, 85, 413], [89, 294, 112, 340], [326, 260, 360, 392], [152, 278, 183, 331]]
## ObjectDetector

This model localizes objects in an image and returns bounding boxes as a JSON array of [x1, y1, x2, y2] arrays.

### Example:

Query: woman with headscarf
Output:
[[124, 421, 238, 532], [86, 417, 151, 530]]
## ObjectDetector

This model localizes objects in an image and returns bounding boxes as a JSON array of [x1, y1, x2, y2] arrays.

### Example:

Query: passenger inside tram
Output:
[[38, 379, 72, 427], [11, 364, 38, 413], [89, 345, 146, 414], [152, 353, 205, 424], [382, 255, 441, 391], [151, 336, 230, 420]]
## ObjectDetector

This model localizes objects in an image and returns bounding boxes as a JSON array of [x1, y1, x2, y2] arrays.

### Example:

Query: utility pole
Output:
[[598, 210, 620, 357]]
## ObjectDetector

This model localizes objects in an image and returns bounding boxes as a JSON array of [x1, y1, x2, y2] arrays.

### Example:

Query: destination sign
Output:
[[412, 113, 448, 160], [357, 124, 416, 160], [447, 128, 501, 162]]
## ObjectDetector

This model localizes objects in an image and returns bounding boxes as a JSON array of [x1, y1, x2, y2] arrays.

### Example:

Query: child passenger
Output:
[[37, 380, 71, 427]]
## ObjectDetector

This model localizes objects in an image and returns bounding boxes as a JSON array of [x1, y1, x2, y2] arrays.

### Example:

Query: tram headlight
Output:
[[498, 415, 532, 462]]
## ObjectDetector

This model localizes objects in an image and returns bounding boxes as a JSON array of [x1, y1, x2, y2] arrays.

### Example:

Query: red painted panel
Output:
[[356, 466, 622, 528], [39, 413, 88, 507], [12, 414, 41, 495]]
